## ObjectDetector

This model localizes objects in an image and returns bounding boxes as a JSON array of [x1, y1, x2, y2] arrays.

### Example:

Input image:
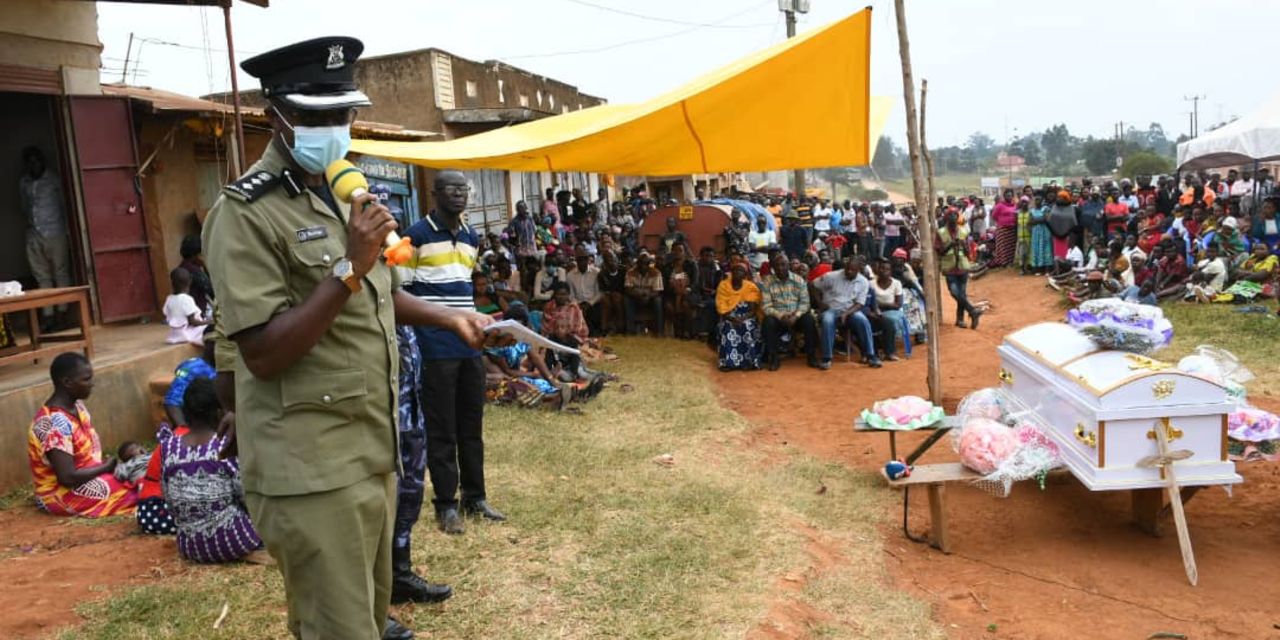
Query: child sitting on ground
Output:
[[113, 441, 149, 483], [162, 267, 208, 345]]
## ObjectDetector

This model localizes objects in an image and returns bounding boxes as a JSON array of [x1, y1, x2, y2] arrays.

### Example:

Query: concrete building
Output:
[[214, 47, 610, 233]]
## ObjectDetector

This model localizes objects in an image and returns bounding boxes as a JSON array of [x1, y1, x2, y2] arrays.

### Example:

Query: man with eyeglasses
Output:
[[203, 37, 492, 640], [401, 172, 507, 538]]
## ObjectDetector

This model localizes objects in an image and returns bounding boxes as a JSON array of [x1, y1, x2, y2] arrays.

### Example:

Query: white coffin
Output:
[[996, 322, 1242, 491]]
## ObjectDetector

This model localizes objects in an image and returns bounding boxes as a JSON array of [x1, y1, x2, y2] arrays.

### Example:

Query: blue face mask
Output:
[[276, 108, 351, 174]]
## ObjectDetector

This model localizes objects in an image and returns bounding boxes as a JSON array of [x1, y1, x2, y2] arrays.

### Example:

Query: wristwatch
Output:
[[333, 257, 361, 294]]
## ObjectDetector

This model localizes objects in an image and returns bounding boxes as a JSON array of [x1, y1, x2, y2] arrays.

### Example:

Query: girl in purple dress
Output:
[[159, 377, 262, 563]]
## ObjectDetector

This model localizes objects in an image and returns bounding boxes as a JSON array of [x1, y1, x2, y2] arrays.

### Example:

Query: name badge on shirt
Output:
[[296, 226, 329, 243]]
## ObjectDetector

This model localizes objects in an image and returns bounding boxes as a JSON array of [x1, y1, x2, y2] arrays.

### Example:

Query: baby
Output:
[[113, 441, 150, 484]]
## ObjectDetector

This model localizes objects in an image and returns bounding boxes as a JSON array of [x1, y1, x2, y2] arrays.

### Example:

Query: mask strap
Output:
[[272, 105, 296, 135]]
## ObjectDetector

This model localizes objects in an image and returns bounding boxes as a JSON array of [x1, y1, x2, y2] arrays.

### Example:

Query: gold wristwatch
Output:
[[333, 257, 361, 294]]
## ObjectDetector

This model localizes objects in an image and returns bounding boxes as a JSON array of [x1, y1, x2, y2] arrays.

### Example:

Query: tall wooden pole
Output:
[[785, 10, 806, 199], [222, 0, 247, 175], [894, 0, 943, 404], [920, 79, 943, 392]]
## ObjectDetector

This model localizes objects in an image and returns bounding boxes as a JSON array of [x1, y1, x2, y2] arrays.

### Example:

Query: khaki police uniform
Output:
[[203, 141, 401, 640]]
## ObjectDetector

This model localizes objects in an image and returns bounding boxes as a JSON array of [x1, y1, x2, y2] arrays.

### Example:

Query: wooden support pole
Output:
[[222, 0, 247, 175], [894, 0, 943, 404]]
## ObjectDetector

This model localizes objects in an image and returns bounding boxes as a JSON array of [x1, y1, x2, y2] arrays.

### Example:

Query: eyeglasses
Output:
[[440, 185, 472, 195]]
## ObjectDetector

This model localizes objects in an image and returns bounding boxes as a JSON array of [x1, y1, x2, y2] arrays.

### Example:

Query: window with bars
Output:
[[460, 169, 510, 234], [521, 171, 542, 212]]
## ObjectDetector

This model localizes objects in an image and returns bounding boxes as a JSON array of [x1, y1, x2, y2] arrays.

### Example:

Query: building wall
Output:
[[352, 54, 443, 135], [135, 114, 272, 311], [0, 0, 101, 94]]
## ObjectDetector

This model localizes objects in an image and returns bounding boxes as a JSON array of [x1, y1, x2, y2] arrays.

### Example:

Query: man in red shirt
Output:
[[1136, 174, 1158, 209]]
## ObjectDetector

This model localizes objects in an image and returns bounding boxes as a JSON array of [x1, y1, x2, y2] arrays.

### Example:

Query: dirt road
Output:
[[717, 269, 1280, 639]]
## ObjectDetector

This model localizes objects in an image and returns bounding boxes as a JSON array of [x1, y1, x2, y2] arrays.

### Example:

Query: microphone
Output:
[[325, 159, 414, 266]]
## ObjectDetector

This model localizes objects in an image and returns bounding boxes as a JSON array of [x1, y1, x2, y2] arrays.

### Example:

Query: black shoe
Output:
[[391, 571, 453, 604], [807, 356, 819, 368], [969, 310, 983, 330], [436, 507, 465, 534], [767, 356, 780, 371], [390, 544, 453, 604], [382, 616, 414, 640], [462, 499, 507, 522]]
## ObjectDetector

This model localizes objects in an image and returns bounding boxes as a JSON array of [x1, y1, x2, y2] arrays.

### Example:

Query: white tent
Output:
[[1177, 95, 1280, 170]]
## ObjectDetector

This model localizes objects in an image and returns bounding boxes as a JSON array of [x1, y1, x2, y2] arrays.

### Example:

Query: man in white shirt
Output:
[[813, 201, 831, 233], [747, 215, 776, 270], [1230, 170, 1256, 216], [565, 245, 602, 331]]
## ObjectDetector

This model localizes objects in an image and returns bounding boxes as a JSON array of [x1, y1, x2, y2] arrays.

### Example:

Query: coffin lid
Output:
[[1003, 322, 1228, 401]]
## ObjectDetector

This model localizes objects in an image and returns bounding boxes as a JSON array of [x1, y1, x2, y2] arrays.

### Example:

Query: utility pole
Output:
[[780, 0, 809, 198], [1184, 94, 1205, 138], [221, 0, 247, 174], [120, 32, 134, 83]]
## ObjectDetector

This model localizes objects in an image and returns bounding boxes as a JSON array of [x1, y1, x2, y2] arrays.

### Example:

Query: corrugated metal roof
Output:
[[101, 84, 439, 140]]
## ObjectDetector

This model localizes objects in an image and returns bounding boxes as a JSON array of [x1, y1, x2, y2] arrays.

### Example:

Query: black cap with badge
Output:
[[240, 36, 373, 111]]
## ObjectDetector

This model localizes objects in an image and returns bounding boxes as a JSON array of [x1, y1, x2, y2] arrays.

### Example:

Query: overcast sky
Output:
[[96, 0, 1279, 150]]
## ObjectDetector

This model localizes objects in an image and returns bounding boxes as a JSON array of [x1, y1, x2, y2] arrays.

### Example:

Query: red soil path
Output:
[[719, 269, 1280, 640]]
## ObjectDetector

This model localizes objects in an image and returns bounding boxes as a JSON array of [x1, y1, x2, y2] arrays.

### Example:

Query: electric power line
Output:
[[499, 0, 775, 60], [561, 0, 774, 29]]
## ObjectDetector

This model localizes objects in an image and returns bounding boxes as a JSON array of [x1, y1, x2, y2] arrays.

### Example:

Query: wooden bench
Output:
[[0, 286, 93, 368], [854, 415, 979, 553], [887, 462, 980, 553]]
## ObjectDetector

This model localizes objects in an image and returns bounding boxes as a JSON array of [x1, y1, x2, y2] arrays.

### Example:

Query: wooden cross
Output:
[[1136, 417, 1198, 586]]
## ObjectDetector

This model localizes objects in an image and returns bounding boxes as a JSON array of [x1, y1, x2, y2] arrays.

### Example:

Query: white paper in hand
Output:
[[484, 319, 581, 355]]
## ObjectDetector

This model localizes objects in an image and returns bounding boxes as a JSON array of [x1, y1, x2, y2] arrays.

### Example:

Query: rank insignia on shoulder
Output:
[[224, 170, 282, 203]]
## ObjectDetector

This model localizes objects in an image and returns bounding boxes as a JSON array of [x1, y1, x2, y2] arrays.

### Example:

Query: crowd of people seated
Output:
[[471, 185, 932, 373]]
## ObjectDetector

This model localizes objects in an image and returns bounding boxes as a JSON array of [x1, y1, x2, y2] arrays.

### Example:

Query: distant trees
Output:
[[1119, 151, 1173, 179], [872, 120, 1175, 179]]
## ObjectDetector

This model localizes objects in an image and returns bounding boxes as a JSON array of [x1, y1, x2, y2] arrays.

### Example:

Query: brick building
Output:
[[215, 47, 609, 233]]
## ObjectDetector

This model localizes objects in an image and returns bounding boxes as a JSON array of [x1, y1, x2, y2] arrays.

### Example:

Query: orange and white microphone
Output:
[[325, 159, 414, 266]]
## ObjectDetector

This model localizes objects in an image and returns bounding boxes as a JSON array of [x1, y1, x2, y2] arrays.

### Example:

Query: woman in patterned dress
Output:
[[27, 353, 138, 517], [159, 377, 263, 563], [715, 261, 763, 371]]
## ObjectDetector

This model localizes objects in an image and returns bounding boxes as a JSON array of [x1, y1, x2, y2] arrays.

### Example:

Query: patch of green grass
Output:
[[1161, 302, 1280, 398], [0, 484, 33, 511], [884, 173, 983, 200], [61, 339, 941, 640]]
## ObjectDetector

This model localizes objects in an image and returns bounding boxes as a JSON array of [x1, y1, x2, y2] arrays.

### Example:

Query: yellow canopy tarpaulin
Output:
[[351, 8, 888, 174]]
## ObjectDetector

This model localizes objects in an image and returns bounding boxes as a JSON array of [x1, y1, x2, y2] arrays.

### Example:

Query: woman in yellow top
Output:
[[715, 261, 763, 371]]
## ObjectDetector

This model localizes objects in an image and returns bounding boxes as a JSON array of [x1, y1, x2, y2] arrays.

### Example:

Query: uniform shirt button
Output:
[[322, 394, 333, 404], [379, 296, 386, 304], [322, 254, 332, 264]]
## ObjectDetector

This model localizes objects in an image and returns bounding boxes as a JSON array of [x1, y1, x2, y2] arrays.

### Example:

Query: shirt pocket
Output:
[[280, 369, 367, 416], [286, 240, 344, 300]]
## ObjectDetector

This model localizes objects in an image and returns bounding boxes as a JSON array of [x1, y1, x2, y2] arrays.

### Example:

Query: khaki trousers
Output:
[[26, 231, 73, 316], [246, 473, 395, 640]]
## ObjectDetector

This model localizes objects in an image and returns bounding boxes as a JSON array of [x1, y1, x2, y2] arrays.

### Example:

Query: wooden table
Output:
[[0, 286, 93, 368]]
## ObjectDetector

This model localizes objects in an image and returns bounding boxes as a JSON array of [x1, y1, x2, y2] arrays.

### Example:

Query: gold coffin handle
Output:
[[1147, 417, 1184, 442], [1074, 423, 1097, 448], [998, 368, 1014, 384]]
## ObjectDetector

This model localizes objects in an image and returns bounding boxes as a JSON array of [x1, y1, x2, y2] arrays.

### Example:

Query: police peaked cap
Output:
[[241, 36, 372, 111]]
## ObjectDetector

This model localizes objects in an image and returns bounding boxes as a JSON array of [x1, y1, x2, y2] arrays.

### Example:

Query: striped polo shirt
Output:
[[402, 211, 480, 359]]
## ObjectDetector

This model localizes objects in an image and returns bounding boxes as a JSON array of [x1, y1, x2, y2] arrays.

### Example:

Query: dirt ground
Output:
[[0, 508, 188, 638], [717, 269, 1280, 640], [4, 269, 1279, 640]]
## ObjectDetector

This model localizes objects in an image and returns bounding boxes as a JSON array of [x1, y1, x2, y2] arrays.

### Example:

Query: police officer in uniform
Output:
[[203, 37, 489, 640]]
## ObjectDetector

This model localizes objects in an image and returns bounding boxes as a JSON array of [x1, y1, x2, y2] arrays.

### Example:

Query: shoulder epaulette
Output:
[[223, 169, 282, 203]]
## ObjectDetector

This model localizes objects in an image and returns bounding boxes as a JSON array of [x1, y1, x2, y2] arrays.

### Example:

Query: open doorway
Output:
[[0, 91, 83, 342]]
